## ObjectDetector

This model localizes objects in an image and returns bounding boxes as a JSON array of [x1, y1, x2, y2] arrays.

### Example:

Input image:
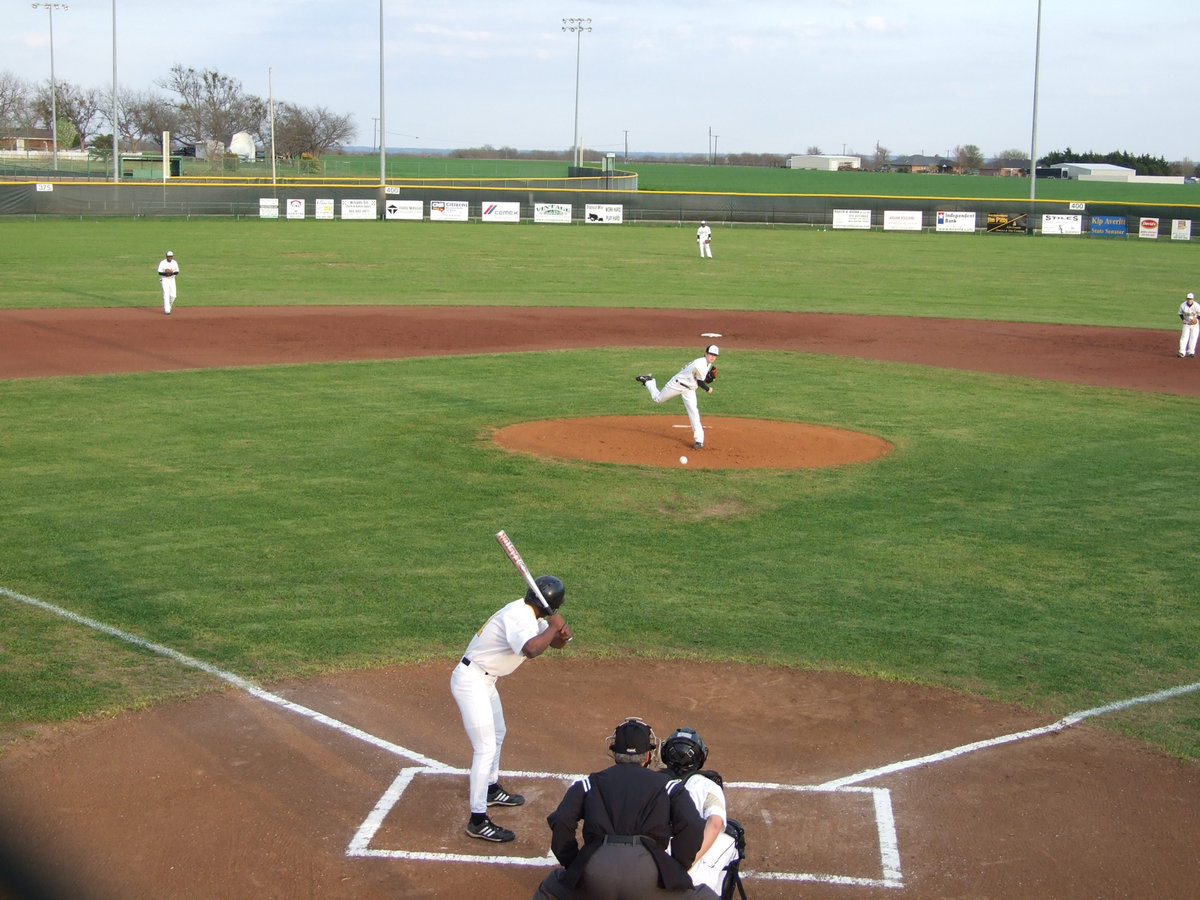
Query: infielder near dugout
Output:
[[156, 250, 179, 315], [450, 575, 572, 843], [636, 346, 720, 450]]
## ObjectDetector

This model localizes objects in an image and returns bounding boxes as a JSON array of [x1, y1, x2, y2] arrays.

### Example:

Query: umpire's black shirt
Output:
[[546, 762, 706, 891]]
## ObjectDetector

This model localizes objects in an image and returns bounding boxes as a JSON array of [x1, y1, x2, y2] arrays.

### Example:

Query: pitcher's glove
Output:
[[703, 366, 717, 384]]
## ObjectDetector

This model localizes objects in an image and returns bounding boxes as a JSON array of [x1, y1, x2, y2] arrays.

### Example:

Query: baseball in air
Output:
[[679, 456, 688, 465]]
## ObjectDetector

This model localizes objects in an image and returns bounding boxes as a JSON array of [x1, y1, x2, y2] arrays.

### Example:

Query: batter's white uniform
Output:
[[697, 222, 713, 258], [157, 253, 179, 314], [450, 598, 550, 814], [640, 354, 715, 447], [680, 772, 740, 894], [1179, 295, 1199, 357]]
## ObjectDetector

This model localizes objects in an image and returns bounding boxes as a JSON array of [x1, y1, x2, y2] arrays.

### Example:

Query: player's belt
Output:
[[603, 835, 644, 845], [461, 656, 494, 676]]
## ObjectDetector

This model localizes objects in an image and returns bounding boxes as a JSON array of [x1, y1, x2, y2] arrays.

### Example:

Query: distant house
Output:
[[0, 128, 54, 152], [785, 154, 861, 171], [982, 157, 1031, 177], [891, 154, 952, 174]]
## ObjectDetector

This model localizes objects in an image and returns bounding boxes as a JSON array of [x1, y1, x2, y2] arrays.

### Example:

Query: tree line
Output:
[[0, 64, 355, 158]]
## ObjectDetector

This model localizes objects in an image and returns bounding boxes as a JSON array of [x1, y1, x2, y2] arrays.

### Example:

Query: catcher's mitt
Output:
[[703, 366, 717, 384]]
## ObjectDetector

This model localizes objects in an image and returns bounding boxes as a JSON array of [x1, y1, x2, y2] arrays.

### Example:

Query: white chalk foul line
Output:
[[0, 586, 446, 769], [820, 679, 1200, 790]]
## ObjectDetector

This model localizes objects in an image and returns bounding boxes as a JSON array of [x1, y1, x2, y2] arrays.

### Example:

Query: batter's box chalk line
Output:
[[345, 767, 903, 889], [8, 586, 1200, 891]]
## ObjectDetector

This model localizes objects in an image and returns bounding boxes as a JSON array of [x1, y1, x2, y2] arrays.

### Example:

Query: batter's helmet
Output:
[[661, 727, 708, 776], [526, 575, 565, 613]]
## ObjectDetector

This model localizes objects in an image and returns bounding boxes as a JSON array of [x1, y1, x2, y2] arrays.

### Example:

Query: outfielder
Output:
[[450, 575, 571, 843], [696, 221, 713, 259], [1179, 291, 1198, 358], [157, 250, 179, 315], [661, 728, 745, 898], [636, 345, 720, 450]]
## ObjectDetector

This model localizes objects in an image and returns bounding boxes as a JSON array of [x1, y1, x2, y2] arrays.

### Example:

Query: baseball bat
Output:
[[494, 530, 554, 616]]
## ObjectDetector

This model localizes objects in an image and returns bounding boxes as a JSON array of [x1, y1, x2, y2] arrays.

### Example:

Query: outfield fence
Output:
[[2, 179, 1198, 237]]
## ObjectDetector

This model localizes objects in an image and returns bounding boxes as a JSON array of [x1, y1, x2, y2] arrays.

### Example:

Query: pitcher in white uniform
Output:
[[1178, 291, 1199, 358], [450, 575, 571, 843], [636, 345, 719, 450]]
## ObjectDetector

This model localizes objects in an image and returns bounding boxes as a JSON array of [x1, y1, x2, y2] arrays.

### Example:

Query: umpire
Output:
[[533, 717, 719, 899]]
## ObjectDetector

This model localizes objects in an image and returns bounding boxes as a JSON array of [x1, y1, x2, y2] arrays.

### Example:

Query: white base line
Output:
[[820, 680, 1200, 790]]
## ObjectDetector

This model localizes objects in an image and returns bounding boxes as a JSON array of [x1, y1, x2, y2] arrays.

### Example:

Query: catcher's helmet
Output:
[[526, 575, 565, 614], [661, 727, 708, 776]]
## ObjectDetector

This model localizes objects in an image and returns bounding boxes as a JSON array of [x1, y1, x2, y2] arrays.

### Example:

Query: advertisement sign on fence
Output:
[[430, 200, 469, 222], [936, 211, 975, 232], [1042, 214, 1082, 235], [315, 199, 335, 220], [832, 209, 872, 229], [585, 203, 624, 223], [1089, 215, 1125, 237], [258, 198, 279, 219], [883, 210, 922, 231], [1139, 218, 1160, 239], [1172, 219, 1192, 241], [286, 199, 305, 220], [385, 200, 423, 220], [482, 202, 521, 223], [986, 213, 1028, 234], [534, 203, 573, 224]]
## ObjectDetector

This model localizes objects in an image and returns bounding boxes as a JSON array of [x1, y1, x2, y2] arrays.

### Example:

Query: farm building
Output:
[[1052, 162, 1136, 181], [786, 154, 861, 171]]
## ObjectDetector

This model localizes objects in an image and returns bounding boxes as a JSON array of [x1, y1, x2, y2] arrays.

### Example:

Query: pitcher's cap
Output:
[[1188, 292, 1195, 300], [705, 344, 720, 356], [166, 250, 174, 257]]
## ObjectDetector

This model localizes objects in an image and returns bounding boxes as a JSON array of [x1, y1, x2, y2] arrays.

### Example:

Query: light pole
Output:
[[562, 17, 591, 170], [1029, 0, 1044, 209], [111, 0, 119, 182], [32, 3, 68, 170], [379, 0, 386, 184]]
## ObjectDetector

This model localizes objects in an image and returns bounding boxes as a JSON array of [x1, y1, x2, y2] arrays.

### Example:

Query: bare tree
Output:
[[161, 64, 266, 145], [0, 71, 34, 130], [32, 80, 103, 146], [871, 141, 890, 171], [103, 87, 183, 149], [272, 102, 355, 158], [953, 143, 984, 172], [805, 144, 823, 155]]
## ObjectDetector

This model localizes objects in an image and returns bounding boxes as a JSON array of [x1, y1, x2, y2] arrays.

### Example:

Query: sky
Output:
[[5, 0, 1199, 162]]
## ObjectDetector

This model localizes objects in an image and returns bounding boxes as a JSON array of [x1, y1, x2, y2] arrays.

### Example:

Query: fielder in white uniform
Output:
[[661, 728, 742, 896], [157, 250, 179, 315], [636, 345, 719, 450], [697, 221, 713, 258], [450, 575, 572, 843], [1179, 291, 1199, 358]]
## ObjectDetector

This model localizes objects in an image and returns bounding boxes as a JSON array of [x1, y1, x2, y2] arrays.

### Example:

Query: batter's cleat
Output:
[[693, 442, 703, 450], [487, 783, 525, 807], [466, 816, 515, 843], [635, 374, 653, 384]]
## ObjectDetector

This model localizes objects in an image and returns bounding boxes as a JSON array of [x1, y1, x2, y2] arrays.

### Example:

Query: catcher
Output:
[[1178, 291, 1199, 358], [635, 346, 720, 451]]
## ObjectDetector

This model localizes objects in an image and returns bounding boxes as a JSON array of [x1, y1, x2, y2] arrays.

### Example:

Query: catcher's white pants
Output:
[[1180, 322, 1198, 356], [450, 660, 506, 814], [161, 276, 177, 314], [688, 831, 739, 894], [699, 240, 712, 258], [643, 378, 704, 445]]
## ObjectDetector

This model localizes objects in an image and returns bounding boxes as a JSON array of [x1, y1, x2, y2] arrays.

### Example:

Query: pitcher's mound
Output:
[[492, 416, 893, 469]]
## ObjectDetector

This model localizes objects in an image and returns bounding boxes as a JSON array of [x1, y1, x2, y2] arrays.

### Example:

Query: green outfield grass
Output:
[[1, 218, 1196, 329], [1, 220, 1199, 760]]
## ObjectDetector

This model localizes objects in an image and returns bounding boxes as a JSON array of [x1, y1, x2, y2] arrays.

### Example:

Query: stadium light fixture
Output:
[[1028, 0, 1043, 209], [562, 17, 592, 169], [32, 3, 68, 170]]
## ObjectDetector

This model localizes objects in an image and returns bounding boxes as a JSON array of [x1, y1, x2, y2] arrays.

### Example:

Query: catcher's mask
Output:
[[526, 575, 565, 614], [661, 727, 709, 776]]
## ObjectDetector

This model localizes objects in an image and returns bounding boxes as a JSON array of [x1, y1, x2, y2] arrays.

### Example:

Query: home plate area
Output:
[[348, 764, 902, 890]]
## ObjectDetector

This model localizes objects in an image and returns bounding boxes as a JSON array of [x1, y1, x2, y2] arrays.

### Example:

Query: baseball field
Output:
[[1, 216, 1199, 898]]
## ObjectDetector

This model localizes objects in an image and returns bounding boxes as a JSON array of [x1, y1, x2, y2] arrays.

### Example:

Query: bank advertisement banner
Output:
[[833, 209, 872, 229], [430, 200, 469, 222], [385, 199, 423, 220], [482, 201, 521, 223], [534, 203, 573, 224], [883, 210, 923, 231], [936, 210, 975, 232], [1042, 214, 1082, 235], [341, 199, 377, 220], [1089, 215, 1125, 237], [585, 203, 624, 223]]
